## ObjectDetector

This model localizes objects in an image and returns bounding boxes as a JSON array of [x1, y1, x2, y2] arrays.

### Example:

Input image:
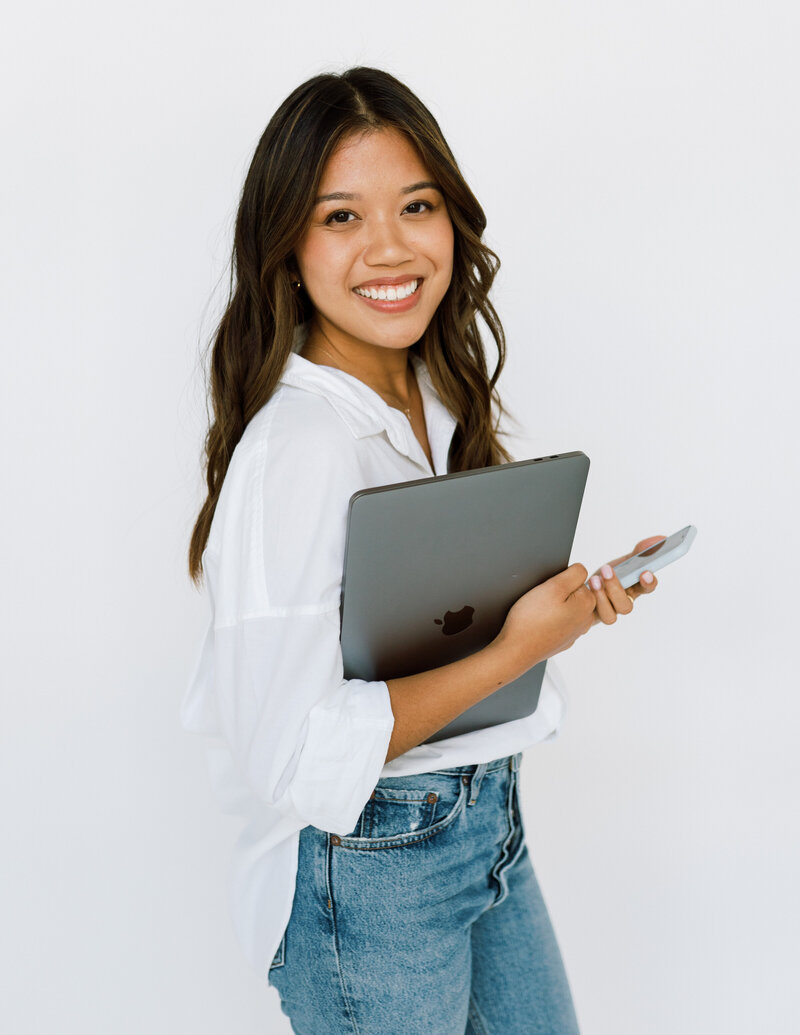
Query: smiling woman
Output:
[[296, 131, 453, 337], [183, 65, 657, 1034], [294, 128, 455, 467], [186, 69, 510, 576]]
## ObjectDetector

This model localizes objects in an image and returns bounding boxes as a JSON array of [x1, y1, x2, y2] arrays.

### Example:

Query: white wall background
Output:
[[2, 2, 797, 1032]]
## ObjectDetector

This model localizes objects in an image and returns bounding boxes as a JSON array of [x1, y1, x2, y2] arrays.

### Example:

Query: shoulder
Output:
[[240, 381, 365, 490], [208, 381, 365, 551], [260, 381, 362, 454], [205, 380, 369, 617]]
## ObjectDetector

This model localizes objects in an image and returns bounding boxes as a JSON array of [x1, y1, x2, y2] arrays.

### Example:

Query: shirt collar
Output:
[[278, 351, 458, 475]]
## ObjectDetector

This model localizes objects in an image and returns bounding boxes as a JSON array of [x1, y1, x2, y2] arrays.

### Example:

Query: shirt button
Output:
[[330, 835, 341, 846], [426, 792, 438, 804]]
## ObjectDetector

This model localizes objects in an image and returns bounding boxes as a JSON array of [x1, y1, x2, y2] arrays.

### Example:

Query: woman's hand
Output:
[[494, 563, 597, 675], [588, 536, 662, 626], [492, 538, 662, 682]]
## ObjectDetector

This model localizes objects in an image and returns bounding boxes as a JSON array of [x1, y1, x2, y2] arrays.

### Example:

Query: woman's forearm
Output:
[[383, 638, 529, 763]]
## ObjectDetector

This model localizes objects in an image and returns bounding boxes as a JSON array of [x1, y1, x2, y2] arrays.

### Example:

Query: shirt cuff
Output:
[[287, 679, 395, 834]]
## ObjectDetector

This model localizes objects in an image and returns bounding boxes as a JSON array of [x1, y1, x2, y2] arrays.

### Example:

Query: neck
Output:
[[302, 321, 413, 405]]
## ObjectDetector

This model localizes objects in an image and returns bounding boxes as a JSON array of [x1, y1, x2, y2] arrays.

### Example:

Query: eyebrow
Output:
[[314, 181, 442, 205]]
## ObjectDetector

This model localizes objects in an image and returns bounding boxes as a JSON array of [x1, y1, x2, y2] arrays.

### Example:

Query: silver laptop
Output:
[[340, 452, 590, 743]]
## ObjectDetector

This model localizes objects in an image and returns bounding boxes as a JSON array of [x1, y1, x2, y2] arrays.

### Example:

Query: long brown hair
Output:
[[189, 67, 511, 585]]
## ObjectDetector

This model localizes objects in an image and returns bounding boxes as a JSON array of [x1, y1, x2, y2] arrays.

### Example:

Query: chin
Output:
[[365, 317, 434, 348], [371, 334, 424, 352]]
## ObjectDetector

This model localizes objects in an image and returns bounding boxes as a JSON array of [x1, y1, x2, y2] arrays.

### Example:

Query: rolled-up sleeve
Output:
[[211, 608, 394, 834]]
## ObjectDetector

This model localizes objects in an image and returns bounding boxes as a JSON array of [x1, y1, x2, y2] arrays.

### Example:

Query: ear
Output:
[[284, 257, 301, 291]]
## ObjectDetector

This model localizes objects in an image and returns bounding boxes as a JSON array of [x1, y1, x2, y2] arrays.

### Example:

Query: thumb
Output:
[[606, 534, 666, 568]]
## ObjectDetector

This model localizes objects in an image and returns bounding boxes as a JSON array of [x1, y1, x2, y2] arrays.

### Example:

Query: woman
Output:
[[183, 66, 659, 1034]]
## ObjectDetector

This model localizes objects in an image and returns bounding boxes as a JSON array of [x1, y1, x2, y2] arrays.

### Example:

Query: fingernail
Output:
[[590, 575, 602, 590], [641, 571, 654, 585], [601, 564, 614, 580]]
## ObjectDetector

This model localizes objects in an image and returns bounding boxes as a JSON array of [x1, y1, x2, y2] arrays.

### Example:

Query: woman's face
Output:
[[293, 128, 454, 357]]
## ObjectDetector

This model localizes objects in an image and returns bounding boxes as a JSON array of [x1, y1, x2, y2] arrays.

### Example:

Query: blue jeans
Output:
[[268, 753, 580, 1034]]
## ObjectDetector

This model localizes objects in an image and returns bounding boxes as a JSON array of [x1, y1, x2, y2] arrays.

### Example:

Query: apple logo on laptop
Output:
[[434, 606, 475, 636]]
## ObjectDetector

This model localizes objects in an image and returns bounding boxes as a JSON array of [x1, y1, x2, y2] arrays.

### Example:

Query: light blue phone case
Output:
[[612, 525, 697, 589]]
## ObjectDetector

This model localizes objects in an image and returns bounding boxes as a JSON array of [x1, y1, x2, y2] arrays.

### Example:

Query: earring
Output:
[[291, 279, 301, 291]]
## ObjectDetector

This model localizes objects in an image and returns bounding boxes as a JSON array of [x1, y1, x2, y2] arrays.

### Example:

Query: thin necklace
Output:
[[304, 338, 414, 423]]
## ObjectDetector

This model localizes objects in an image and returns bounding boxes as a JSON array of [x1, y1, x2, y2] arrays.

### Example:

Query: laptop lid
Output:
[[340, 451, 590, 743]]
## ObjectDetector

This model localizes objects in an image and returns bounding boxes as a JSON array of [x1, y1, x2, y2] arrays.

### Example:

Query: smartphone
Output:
[[612, 525, 697, 589]]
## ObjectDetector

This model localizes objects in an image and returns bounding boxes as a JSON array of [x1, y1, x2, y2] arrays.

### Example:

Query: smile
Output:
[[353, 279, 420, 301]]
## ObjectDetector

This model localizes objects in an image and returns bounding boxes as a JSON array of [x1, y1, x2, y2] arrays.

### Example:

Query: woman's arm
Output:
[[384, 563, 594, 761], [384, 548, 659, 762]]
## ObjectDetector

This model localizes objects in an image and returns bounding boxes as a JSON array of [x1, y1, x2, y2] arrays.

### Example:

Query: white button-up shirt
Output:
[[181, 350, 568, 977]]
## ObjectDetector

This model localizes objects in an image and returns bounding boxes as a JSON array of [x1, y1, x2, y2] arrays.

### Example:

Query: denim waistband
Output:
[[424, 752, 522, 777]]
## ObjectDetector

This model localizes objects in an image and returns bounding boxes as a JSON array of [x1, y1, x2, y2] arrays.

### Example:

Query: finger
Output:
[[588, 574, 619, 625], [567, 582, 595, 618], [576, 583, 596, 615], [632, 535, 667, 555], [604, 535, 667, 570], [623, 570, 659, 601], [557, 562, 589, 596], [598, 563, 635, 615]]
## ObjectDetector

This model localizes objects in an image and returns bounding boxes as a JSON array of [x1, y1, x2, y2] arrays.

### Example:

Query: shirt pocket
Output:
[[333, 775, 467, 851]]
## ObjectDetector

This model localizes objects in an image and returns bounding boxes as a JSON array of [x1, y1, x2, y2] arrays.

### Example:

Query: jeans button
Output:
[[426, 792, 438, 803], [462, 776, 469, 785], [330, 835, 341, 846]]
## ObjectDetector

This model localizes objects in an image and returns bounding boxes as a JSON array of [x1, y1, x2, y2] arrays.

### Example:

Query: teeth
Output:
[[355, 279, 418, 301]]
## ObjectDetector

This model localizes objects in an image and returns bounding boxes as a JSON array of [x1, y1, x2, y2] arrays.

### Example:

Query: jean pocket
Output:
[[335, 776, 467, 851], [268, 931, 286, 972]]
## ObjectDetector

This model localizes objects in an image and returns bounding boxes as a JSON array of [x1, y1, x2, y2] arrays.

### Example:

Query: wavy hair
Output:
[[189, 67, 511, 584]]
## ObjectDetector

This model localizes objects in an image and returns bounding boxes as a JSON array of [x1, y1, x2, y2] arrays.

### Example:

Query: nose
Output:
[[362, 215, 415, 268]]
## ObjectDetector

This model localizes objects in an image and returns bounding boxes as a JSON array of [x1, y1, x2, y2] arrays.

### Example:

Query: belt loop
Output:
[[509, 752, 521, 772], [468, 762, 488, 805]]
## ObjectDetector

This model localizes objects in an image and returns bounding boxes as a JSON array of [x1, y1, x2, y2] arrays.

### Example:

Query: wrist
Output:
[[486, 631, 540, 686]]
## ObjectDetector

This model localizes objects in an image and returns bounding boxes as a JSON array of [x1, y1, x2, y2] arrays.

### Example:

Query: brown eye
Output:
[[325, 210, 356, 225]]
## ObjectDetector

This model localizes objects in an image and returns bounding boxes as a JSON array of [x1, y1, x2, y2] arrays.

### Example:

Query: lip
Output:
[[353, 277, 423, 313], [354, 274, 423, 289]]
